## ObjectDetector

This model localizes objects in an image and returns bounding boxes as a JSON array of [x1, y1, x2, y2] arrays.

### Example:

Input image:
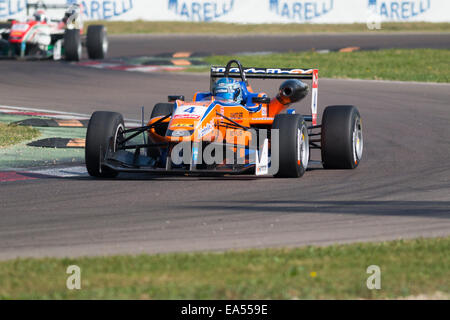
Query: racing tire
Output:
[[147, 103, 174, 158], [85, 111, 124, 178], [272, 114, 309, 178], [86, 25, 108, 60], [151, 103, 174, 118], [64, 29, 82, 61], [321, 105, 363, 169], [151, 103, 174, 136]]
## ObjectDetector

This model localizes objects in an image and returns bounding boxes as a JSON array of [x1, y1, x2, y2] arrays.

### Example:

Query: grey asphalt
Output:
[[108, 33, 450, 57], [0, 34, 449, 260]]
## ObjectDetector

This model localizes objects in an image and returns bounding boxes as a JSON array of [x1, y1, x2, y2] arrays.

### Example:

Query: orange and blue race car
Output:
[[0, 1, 107, 61], [85, 60, 364, 178]]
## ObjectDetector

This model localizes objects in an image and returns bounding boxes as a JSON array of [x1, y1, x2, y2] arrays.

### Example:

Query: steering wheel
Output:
[[224, 60, 247, 83]]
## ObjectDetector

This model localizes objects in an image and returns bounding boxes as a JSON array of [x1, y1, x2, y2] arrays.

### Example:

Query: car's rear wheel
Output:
[[321, 105, 363, 169], [272, 114, 309, 178], [86, 25, 108, 60], [64, 29, 82, 61], [85, 111, 124, 178], [151, 103, 174, 118], [150, 102, 173, 139]]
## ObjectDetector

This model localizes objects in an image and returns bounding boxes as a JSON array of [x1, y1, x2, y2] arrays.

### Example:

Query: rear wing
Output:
[[210, 65, 320, 125], [211, 66, 315, 80]]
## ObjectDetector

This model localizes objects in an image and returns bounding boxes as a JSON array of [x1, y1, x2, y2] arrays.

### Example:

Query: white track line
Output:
[[322, 78, 450, 86], [0, 105, 142, 126], [29, 166, 88, 178], [0, 105, 89, 117]]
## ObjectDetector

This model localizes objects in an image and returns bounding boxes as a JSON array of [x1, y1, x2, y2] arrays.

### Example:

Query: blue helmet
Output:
[[212, 78, 243, 104]]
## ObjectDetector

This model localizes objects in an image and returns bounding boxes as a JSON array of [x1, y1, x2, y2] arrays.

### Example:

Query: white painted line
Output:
[[321, 78, 450, 86], [0, 105, 142, 126], [235, 51, 274, 56], [109, 32, 450, 39], [86, 63, 123, 69], [127, 66, 166, 72], [30, 166, 88, 178], [0, 108, 89, 120], [0, 105, 89, 117]]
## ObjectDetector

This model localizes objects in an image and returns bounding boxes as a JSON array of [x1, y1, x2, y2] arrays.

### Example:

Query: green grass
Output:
[[1, 237, 449, 299], [200, 49, 450, 83], [0, 123, 40, 148], [85, 21, 450, 34]]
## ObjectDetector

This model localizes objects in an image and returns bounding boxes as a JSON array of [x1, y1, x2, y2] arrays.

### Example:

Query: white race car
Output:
[[0, 1, 107, 61]]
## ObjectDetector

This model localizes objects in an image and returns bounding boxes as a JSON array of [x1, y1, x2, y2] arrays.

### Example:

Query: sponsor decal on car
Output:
[[171, 123, 194, 128], [311, 69, 319, 125], [253, 117, 274, 121], [230, 112, 243, 119], [228, 129, 243, 137], [198, 119, 214, 138], [171, 129, 192, 137], [172, 105, 207, 120], [212, 67, 314, 75], [255, 138, 269, 175], [261, 106, 267, 117], [173, 114, 201, 120]]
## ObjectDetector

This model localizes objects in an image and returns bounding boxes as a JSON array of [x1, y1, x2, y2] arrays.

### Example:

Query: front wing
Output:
[[101, 139, 269, 176]]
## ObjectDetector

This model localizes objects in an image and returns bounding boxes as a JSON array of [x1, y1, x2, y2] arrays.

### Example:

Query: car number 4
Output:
[[183, 107, 196, 113]]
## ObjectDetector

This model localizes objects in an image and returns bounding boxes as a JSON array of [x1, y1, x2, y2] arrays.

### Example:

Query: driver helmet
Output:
[[33, 10, 47, 23], [212, 78, 243, 104]]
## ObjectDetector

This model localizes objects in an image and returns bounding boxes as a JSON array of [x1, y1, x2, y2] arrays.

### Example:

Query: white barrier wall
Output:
[[1, 0, 449, 23]]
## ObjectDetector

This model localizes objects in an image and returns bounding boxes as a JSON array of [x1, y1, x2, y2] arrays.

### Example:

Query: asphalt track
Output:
[[107, 33, 450, 57], [0, 33, 449, 259]]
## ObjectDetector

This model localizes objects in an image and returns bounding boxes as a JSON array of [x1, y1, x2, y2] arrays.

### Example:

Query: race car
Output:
[[0, 1, 107, 61], [85, 60, 364, 178]]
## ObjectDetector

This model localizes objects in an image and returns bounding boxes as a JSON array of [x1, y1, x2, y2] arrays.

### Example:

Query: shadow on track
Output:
[[175, 200, 450, 219]]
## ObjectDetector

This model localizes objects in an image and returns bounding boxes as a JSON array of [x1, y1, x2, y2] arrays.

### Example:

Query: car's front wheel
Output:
[[85, 111, 124, 178]]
